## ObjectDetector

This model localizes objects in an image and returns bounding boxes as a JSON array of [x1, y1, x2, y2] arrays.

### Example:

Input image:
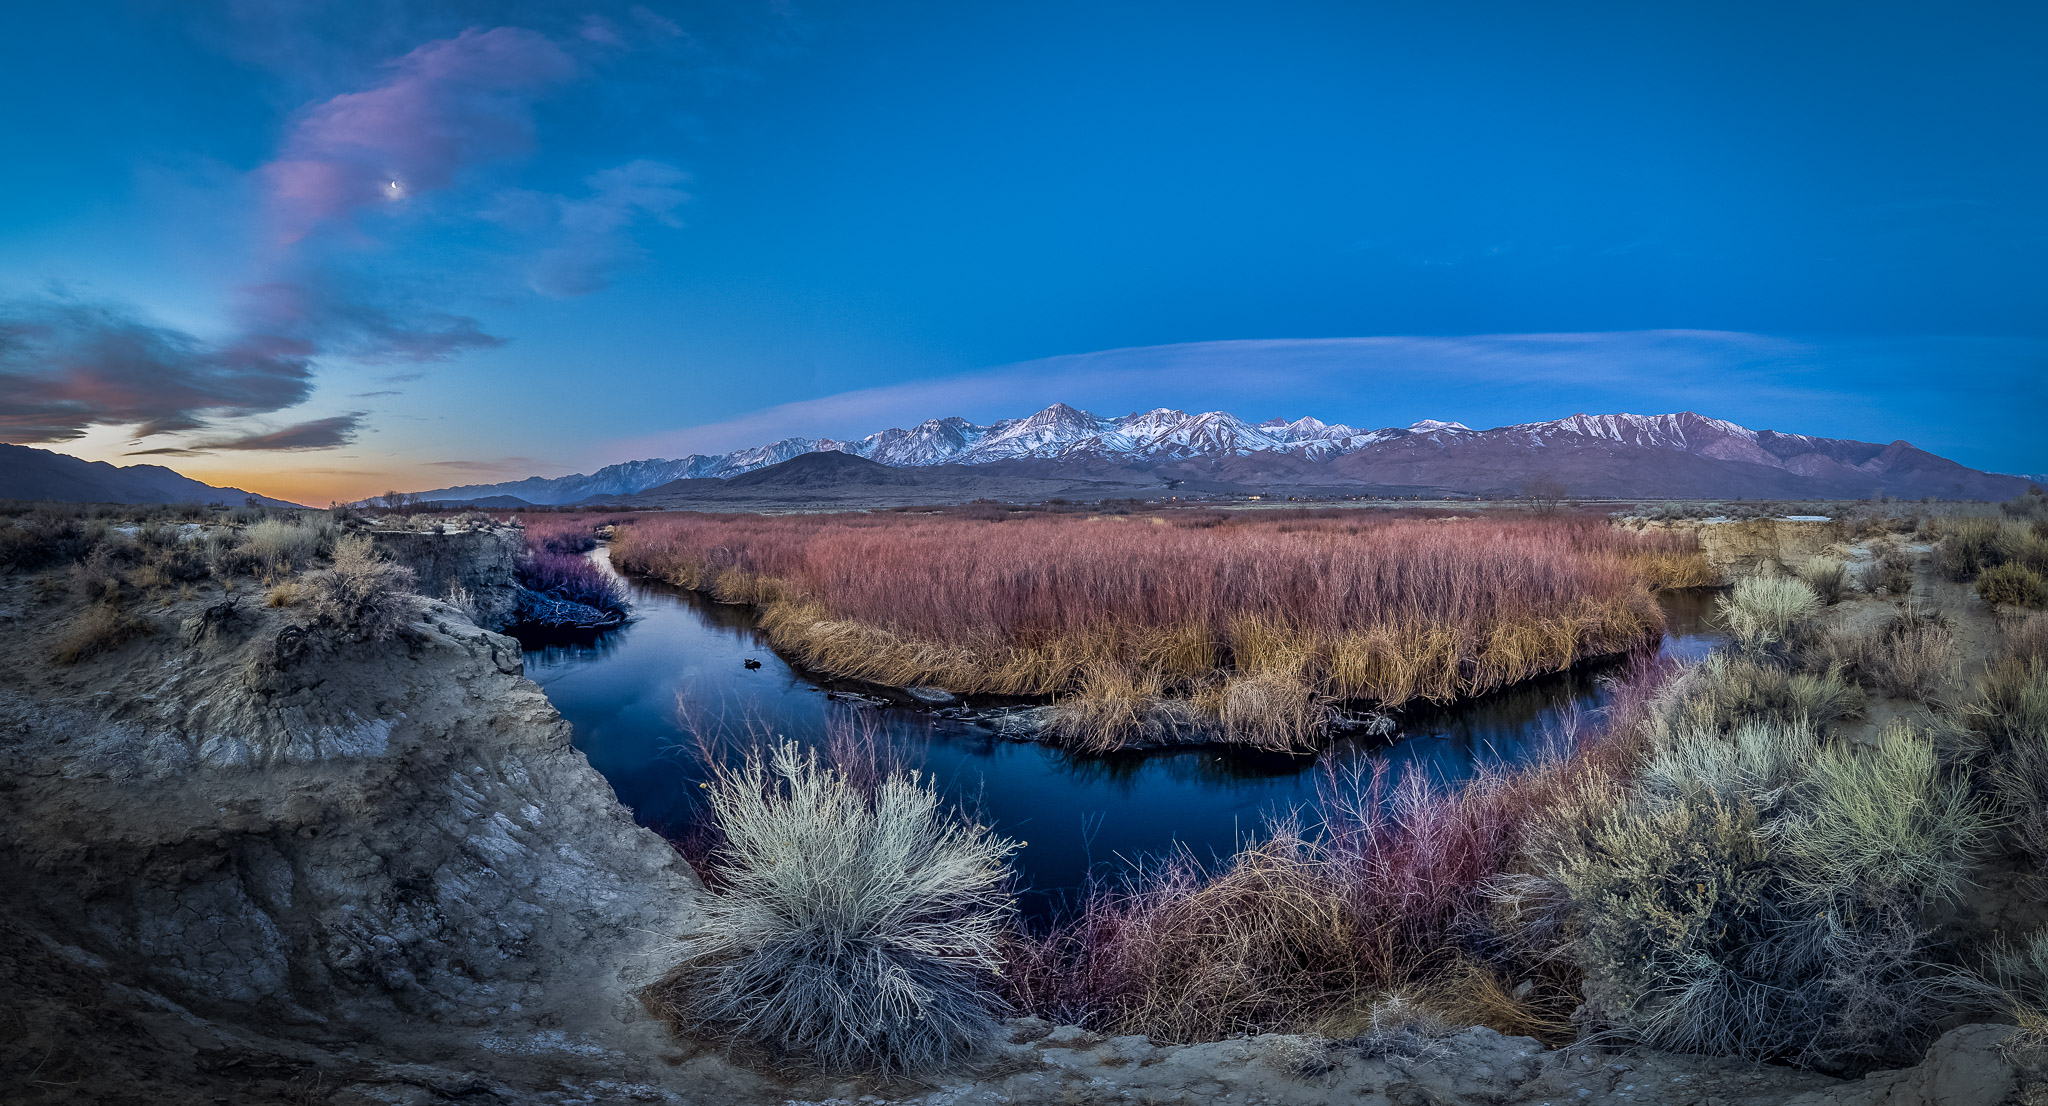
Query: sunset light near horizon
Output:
[[2, 2, 2043, 503]]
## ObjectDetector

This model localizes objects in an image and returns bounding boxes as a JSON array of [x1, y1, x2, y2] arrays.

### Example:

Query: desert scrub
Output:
[[1937, 518, 2048, 583], [237, 517, 332, 575], [1978, 563, 2048, 609], [612, 511, 1677, 750], [1796, 556, 1850, 605], [648, 742, 1016, 1073], [1849, 607, 1961, 699], [1857, 548, 1916, 596], [1642, 654, 1863, 739], [297, 533, 419, 642], [1976, 652, 2048, 874], [1993, 930, 2048, 1058], [50, 601, 150, 664], [1716, 575, 1821, 653], [1508, 717, 1992, 1069]]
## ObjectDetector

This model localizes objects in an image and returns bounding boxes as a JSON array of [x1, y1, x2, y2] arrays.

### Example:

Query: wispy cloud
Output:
[[259, 26, 575, 246], [505, 159, 692, 296], [420, 456, 536, 472], [194, 413, 367, 452]]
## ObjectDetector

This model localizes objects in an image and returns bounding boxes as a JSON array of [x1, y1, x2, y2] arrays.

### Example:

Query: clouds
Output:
[[234, 278, 504, 364], [0, 295, 314, 444], [518, 160, 692, 296], [260, 27, 576, 245], [195, 413, 366, 452]]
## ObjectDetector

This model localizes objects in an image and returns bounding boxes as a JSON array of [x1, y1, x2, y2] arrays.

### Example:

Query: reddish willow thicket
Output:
[[610, 510, 1708, 749]]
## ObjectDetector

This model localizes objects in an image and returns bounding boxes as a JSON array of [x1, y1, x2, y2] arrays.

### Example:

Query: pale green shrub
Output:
[[648, 741, 1017, 1072], [1718, 576, 1822, 652], [1780, 724, 1992, 905], [1513, 720, 1991, 1069]]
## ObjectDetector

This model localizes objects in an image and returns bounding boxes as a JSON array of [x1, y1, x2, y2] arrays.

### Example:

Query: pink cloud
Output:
[[260, 26, 575, 244]]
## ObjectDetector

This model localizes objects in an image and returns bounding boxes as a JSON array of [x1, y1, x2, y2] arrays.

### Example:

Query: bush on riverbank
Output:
[[647, 741, 1017, 1073], [612, 511, 1697, 750]]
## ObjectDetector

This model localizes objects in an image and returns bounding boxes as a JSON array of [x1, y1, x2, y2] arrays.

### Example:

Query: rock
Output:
[[1782, 1024, 2021, 1106]]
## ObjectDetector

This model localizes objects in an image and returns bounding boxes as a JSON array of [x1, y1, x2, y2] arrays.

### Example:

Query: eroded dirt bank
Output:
[[0, 551, 2035, 1105]]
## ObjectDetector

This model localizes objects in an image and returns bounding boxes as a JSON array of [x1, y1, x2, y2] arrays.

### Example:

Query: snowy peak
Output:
[[405, 404, 2008, 505]]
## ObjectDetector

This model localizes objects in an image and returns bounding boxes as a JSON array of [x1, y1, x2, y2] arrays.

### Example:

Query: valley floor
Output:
[[0, 517, 2039, 1104]]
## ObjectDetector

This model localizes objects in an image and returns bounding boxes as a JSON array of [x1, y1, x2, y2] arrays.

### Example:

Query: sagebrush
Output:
[[648, 742, 1016, 1072]]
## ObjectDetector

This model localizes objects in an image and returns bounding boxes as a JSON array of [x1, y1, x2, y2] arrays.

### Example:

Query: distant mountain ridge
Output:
[[0, 444, 302, 507], [411, 406, 2039, 504]]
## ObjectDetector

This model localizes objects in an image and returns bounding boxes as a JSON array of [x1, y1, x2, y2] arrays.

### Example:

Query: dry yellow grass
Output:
[[1626, 550, 1721, 589]]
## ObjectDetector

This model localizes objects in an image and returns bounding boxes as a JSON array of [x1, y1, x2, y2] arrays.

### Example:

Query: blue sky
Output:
[[2, 0, 2043, 501]]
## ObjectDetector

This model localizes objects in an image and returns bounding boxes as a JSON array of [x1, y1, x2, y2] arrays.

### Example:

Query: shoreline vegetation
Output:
[[666, 568, 2048, 1077], [608, 507, 1716, 751]]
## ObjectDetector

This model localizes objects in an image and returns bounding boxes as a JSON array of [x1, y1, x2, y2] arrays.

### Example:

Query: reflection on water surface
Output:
[[524, 552, 1723, 918]]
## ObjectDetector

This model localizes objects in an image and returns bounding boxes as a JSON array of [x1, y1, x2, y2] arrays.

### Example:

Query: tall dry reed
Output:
[[612, 511, 1682, 748]]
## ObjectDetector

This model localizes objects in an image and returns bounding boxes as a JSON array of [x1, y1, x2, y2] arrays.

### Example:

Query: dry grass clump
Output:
[[1866, 617, 1960, 699], [237, 517, 332, 575], [50, 601, 150, 664], [614, 512, 1678, 749], [1857, 548, 1917, 596], [647, 742, 1016, 1073], [1977, 651, 2048, 873], [265, 581, 301, 608], [1625, 549, 1721, 589], [296, 534, 419, 642], [1812, 606, 1961, 700], [67, 544, 124, 603], [1797, 556, 1850, 605], [2005, 611, 2048, 666]]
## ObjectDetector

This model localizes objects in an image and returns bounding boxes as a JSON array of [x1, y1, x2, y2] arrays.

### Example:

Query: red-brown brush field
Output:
[[609, 508, 1711, 750]]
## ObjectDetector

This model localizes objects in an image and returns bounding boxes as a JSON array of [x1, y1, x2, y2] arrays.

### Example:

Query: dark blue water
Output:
[[524, 550, 1721, 917]]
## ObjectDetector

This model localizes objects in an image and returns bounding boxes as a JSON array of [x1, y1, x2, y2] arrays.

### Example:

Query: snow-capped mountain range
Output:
[[410, 405, 2035, 505]]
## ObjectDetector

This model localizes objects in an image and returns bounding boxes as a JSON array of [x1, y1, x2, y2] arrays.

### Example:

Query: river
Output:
[[522, 551, 1722, 919]]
